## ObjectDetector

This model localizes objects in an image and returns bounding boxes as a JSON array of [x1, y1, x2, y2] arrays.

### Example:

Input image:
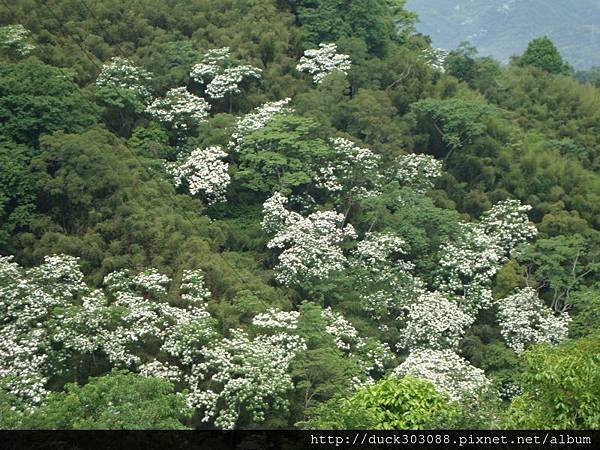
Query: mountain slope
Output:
[[406, 0, 600, 69]]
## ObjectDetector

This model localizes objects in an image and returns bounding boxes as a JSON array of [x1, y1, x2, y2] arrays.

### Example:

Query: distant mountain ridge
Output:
[[406, 0, 600, 69]]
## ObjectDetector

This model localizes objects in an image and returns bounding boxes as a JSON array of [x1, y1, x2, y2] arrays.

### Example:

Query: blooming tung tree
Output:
[[168, 146, 231, 204], [146, 87, 210, 131], [261, 192, 357, 286], [398, 291, 475, 351], [496, 288, 570, 354], [394, 349, 492, 403], [96, 57, 152, 100], [0, 24, 35, 57], [315, 137, 384, 211], [190, 47, 262, 100], [435, 200, 538, 315], [296, 43, 352, 84], [228, 98, 293, 152], [395, 153, 443, 194]]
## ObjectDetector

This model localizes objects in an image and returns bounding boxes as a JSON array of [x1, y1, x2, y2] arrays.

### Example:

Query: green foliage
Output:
[[20, 370, 192, 429], [411, 99, 496, 152], [235, 115, 332, 194], [302, 376, 454, 429], [504, 333, 600, 429], [516, 235, 599, 313], [519, 36, 571, 75], [0, 138, 35, 250], [291, 0, 415, 55], [0, 60, 99, 147]]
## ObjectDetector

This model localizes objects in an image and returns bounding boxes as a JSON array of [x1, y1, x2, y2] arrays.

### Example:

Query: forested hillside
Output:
[[1, 0, 599, 430], [407, 0, 600, 69]]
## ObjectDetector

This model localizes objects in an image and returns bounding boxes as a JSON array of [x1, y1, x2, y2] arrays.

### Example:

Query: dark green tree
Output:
[[20, 370, 192, 429], [518, 36, 571, 75]]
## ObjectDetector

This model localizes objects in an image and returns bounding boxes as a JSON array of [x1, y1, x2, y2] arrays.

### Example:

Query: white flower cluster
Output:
[[394, 349, 492, 403], [186, 329, 306, 429], [496, 288, 570, 354], [296, 43, 352, 84], [0, 255, 86, 407], [0, 255, 214, 407], [180, 269, 211, 304], [436, 200, 537, 314], [321, 307, 393, 379], [169, 146, 231, 204], [395, 153, 442, 194], [139, 360, 182, 383], [321, 307, 359, 351], [189, 47, 231, 81], [399, 292, 475, 351], [261, 193, 357, 286], [95, 57, 153, 100], [479, 200, 538, 255], [315, 137, 383, 202], [190, 47, 262, 99], [252, 308, 300, 330], [421, 47, 448, 73], [146, 87, 210, 130], [228, 98, 293, 152], [351, 233, 424, 321], [0, 24, 35, 56], [354, 232, 407, 266]]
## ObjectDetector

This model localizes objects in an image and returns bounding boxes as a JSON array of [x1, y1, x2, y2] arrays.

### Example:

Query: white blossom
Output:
[[436, 200, 537, 314], [190, 47, 262, 99], [168, 146, 231, 204], [262, 193, 357, 286], [139, 360, 182, 383], [95, 57, 152, 100], [0, 256, 214, 407], [186, 329, 306, 429], [395, 153, 442, 194], [351, 233, 424, 321], [252, 308, 300, 331], [394, 349, 492, 403], [0, 24, 35, 56], [399, 292, 475, 351], [321, 307, 393, 380], [296, 43, 352, 84], [496, 288, 570, 353], [146, 87, 210, 131], [315, 137, 383, 203], [228, 98, 293, 152]]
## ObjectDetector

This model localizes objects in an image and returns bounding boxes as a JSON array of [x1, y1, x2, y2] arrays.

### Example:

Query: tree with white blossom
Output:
[[395, 153, 443, 194], [168, 146, 231, 204], [0, 24, 35, 57], [228, 98, 293, 152], [261, 192, 357, 286], [95, 57, 153, 112], [96, 57, 152, 98], [316, 137, 384, 213], [146, 87, 210, 131], [398, 291, 475, 351], [435, 200, 537, 314], [393, 349, 492, 403], [0, 255, 216, 409], [350, 232, 424, 323], [190, 47, 262, 102], [186, 329, 306, 429], [296, 43, 352, 84], [496, 288, 570, 354]]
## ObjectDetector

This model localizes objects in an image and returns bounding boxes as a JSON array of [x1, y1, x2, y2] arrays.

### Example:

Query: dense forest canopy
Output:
[[0, 0, 599, 430]]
